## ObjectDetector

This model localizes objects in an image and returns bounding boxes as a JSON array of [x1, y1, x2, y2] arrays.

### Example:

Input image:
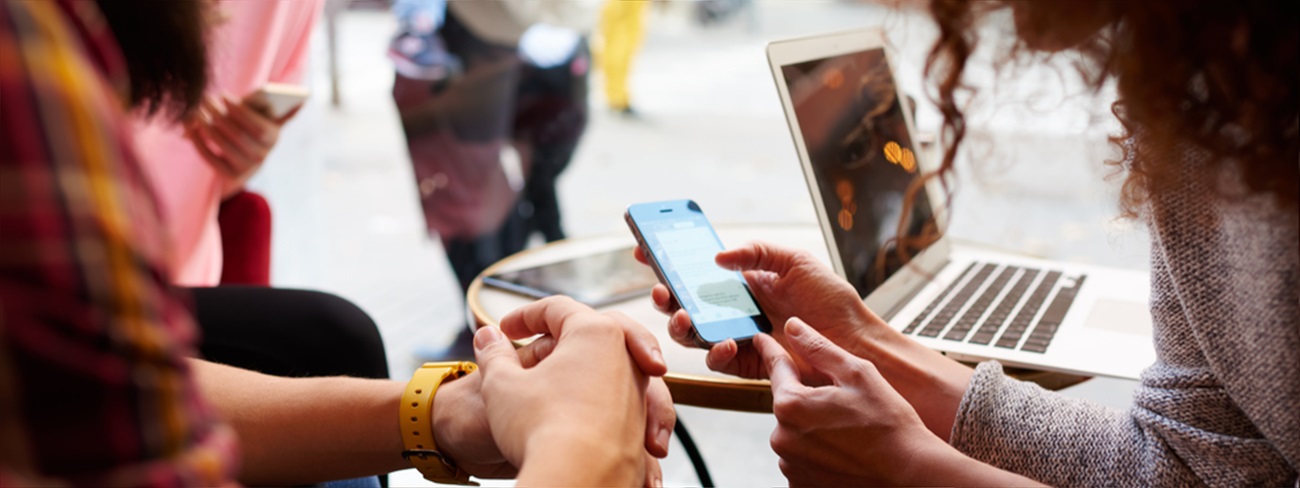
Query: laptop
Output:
[[766, 29, 1155, 380]]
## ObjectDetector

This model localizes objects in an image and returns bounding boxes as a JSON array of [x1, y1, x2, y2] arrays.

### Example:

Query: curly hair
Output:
[[923, 0, 1298, 218]]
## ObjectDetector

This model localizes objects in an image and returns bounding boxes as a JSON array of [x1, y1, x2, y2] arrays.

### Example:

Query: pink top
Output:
[[133, 0, 322, 286]]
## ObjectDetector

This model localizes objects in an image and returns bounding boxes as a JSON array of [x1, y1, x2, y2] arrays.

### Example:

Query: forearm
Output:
[[907, 442, 1045, 487], [189, 359, 408, 485]]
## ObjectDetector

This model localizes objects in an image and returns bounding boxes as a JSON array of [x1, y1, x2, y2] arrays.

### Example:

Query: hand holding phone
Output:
[[625, 199, 772, 346], [185, 84, 305, 198]]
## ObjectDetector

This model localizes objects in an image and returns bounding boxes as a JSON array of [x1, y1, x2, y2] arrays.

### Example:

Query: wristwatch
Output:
[[400, 361, 479, 485]]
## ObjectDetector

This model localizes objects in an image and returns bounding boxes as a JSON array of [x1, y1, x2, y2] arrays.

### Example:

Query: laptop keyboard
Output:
[[916, 264, 995, 338], [1021, 275, 1087, 352], [942, 265, 1017, 342], [993, 270, 1059, 349], [968, 268, 1037, 344], [902, 263, 1086, 354], [901, 263, 976, 335]]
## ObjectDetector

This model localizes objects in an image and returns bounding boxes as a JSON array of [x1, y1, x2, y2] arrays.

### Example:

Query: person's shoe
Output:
[[388, 32, 462, 81]]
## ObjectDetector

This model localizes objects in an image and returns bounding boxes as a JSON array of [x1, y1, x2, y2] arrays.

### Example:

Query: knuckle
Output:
[[579, 318, 624, 340], [792, 249, 814, 264], [859, 357, 880, 376], [777, 459, 791, 478], [769, 428, 792, 455], [602, 310, 634, 324], [667, 319, 689, 336], [541, 295, 576, 308], [770, 393, 804, 422], [540, 295, 582, 322], [850, 359, 882, 385]]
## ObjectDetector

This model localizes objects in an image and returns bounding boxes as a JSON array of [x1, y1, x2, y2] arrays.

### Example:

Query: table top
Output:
[[466, 223, 1087, 413]]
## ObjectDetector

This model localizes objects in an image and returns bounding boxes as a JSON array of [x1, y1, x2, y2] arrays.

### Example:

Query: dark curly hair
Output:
[[923, 0, 1298, 219]]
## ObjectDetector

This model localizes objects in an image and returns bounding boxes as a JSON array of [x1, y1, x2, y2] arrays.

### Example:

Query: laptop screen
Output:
[[780, 47, 939, 298]]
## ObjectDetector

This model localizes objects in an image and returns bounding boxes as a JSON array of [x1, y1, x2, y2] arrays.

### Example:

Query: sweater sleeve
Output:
[[950, 361, 1295, 486], [950, 155, 1299, 487]]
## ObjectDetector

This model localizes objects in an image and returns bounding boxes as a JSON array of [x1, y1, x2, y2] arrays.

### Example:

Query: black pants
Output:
[[190, 286, 390, 380]]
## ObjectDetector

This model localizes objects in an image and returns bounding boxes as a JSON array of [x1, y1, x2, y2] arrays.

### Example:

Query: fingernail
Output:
[[653, 475, 663, 488], [656, 424, 672, 453], [786, 318, 807, 337], [474, 326, 502, 350]]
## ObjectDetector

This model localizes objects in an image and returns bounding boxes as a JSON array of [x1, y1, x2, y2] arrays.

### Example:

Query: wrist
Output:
[[429, 377, 465, 457], [428, 370, 488, 468], [891, 434, 966, 486], [402, 362, 479, 485], [520, 424, 640, 486], [843, 302, 883, 358], [899, 438, 1043, 487], [847, 313, 974, 442]]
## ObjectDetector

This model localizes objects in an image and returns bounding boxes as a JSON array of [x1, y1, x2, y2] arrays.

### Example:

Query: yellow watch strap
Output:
[[400, 361, 478, 486]]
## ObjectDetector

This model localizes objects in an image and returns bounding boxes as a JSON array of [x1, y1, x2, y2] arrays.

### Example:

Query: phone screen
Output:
[[626, 200, 771, 344]]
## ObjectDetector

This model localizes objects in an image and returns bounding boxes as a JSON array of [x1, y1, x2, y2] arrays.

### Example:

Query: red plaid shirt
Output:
[[0, 1, 238, 485]]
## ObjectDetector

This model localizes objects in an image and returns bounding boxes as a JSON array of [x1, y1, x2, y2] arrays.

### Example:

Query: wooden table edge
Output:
[[465, 227, 1092, 414]]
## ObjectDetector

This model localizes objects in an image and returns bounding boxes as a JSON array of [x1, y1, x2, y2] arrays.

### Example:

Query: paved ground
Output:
[[252, 2, 1147, 486]]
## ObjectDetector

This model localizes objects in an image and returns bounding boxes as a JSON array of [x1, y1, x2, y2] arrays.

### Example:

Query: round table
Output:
[[466, 223, 1087, 412]]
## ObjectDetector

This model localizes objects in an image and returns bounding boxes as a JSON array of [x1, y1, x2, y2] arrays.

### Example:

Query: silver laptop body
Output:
[[767, 28, 1154, 380]]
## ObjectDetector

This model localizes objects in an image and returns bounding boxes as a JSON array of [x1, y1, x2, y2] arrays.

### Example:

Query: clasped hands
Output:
[[431, 296, 675, 487]]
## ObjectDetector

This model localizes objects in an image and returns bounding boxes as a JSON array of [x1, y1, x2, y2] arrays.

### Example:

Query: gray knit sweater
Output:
[[949, 157, 1299, 486]]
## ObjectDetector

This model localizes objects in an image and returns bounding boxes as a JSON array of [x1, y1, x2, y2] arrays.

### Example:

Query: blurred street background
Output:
[[250, 1, 1148, 485]]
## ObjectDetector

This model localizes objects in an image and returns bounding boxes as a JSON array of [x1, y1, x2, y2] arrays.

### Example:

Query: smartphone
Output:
[[625, 199, 772, 346], [248, 82, 309, 119]]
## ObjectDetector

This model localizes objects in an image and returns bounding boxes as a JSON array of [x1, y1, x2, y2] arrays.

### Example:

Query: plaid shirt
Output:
[[1, 1, 238, 485]]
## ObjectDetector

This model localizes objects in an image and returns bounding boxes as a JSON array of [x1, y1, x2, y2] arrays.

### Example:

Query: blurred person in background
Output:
[[598, 0, 650, 116], [644, 0, 1298, 485], [387, 0, 459, 81], [391, 0, 595, 360], [0, 1, 673, 486], [130, 0, 390, 384], [693, 0, 757, 33]]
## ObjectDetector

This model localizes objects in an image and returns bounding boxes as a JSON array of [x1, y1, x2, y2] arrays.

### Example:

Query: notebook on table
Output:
[[766, 28, 1154, 380]]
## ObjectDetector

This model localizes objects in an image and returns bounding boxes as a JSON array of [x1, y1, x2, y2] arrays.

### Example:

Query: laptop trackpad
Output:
[[1082, 299, 1153, 335]]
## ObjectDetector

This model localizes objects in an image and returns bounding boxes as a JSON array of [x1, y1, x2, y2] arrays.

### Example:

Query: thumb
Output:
[[473, 326, 522, 375], [716, 241, 800, 276], [782, 317, 859, 386]]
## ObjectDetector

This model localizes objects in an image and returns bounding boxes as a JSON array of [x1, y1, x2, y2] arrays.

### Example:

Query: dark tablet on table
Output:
[[482, 247, 658, 307]]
